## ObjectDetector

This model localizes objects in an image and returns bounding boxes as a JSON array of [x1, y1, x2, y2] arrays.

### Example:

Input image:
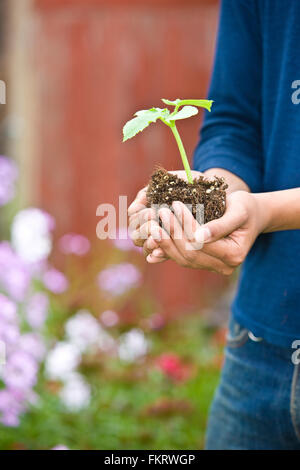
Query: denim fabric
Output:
[[205, 316, 300, 450]]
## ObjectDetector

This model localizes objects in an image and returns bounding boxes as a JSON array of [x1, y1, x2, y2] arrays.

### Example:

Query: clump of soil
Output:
[[146, 168, 227, 224]]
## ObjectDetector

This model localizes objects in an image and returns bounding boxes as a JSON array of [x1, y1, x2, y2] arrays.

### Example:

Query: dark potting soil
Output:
[[146, 168, 228, 224]]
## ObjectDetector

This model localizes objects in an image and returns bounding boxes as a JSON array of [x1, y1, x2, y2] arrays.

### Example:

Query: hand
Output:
[[128, 170, 204, 263], [151, 190, 268, 275], [128, 185, 167, 263]]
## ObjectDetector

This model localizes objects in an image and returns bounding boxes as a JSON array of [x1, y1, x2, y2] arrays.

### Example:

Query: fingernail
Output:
[[158, 208, 168, 219], [152, 248, 164, 257], [194, 227, 211, 244], [172, 201, 181, 212]]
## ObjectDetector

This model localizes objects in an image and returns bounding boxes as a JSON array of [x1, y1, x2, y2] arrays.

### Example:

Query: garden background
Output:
[[0, 0, 234, 450]]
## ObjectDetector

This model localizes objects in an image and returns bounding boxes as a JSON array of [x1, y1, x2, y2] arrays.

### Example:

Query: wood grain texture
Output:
[[31, 0, 223, 313]]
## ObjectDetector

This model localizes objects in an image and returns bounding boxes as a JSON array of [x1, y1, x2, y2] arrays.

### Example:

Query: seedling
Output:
[[123, 98, 227, 224], [123, 98, 213, 184]]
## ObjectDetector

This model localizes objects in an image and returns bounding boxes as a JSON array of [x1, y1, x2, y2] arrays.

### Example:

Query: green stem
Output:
[[169, 122, 193, 184]]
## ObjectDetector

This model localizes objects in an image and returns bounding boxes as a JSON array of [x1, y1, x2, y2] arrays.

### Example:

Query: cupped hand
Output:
[[128, 170, 204, 263], [150, 190, 268, 275]]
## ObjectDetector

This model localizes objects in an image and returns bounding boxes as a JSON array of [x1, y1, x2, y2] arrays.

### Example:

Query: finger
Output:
[[156, 209, 195, 266], [146, 253, 168, 264], [130, 221, 154, 247], [148, 217, 188, 266], [128, 187, 148, 216], [152, 248, 166, 258], [172, 200, 239, 263], [131, 220, 162, 248], [172, 201, 201, 242], [194, 199, 247, 244], [129, 207, 157, 232], [158, 207, 233, 273], [143, 236, 159, 257], [146, 247, 168, 264]]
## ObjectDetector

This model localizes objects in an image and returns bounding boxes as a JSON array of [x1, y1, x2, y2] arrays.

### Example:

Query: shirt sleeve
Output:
[[193, 0, 263, 193]]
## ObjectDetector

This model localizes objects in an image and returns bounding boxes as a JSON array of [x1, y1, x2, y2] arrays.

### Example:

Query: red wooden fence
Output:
[[31, 0, 225, 314]]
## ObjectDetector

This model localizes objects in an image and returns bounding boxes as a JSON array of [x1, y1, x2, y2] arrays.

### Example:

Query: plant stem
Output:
[[170, 123, 193, 184]]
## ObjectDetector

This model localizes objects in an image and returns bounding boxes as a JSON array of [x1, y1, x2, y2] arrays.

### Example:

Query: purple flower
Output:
[[113, 228, 141, 252], [25, 292, 49, 329], [0, 242, 31, 301], [97, 263, 141, 296], [59, 233, 90, 256], [19, 333, 46, 362], [0, 319, 20, 347], [0, 389, 25, 427], [0, 156, 18, 207], [0, 293, 17, 324], [3, 350, 38, 391], [43, 268, 69, 294]]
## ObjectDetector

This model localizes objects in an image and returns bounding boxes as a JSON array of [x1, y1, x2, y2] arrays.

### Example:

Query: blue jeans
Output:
[[205, 316, 300, 450]]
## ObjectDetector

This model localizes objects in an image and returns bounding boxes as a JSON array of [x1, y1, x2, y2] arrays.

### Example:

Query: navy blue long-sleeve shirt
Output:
[[193, 0, 300, 347]]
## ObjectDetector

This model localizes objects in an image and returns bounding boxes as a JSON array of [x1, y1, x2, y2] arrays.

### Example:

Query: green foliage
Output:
[[0, 312, 222, 450], [166, 105, 198, 121], [122, 108, 170, 142], [161, 98, 213, 112], [122, 98, 214, 184]]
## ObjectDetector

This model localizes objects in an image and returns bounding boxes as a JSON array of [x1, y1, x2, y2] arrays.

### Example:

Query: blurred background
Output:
[[0, 0, 235, 450]]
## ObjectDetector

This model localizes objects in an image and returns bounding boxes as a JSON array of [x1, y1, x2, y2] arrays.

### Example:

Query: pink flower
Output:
[[0, 156, 18, 207], [43, 268, 69, 294], [113, 228, 141, 252], [25, 292, 49, 329], [52, 445, 69, 450], [59, 233, 90, 256], [0, 389, 25, 427], [0, 293, 17, 324], [100, 310, 119, 327], [3, 351, 38, 391], [98, 263, 141, 297], [156, 353, 191, 382], [19, 333, 46, 362], [0, 242, 31, 301]]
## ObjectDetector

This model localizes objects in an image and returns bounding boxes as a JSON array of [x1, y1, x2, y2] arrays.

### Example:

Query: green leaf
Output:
[[123, 107, 170, 141], [162, 98, 214, 112], [161, 98, 181, 106], [166, 105, 198, 122]]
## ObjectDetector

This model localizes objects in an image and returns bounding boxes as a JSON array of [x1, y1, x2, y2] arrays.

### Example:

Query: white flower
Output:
[[98, 330, 116, 353], [65, 309, 115, 353], [65, 310, 102, 352], [118, 328, 149, 362], [11, 208, 54, 263], [44, 342, 81, 380], [59, 372, 91, 412]]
